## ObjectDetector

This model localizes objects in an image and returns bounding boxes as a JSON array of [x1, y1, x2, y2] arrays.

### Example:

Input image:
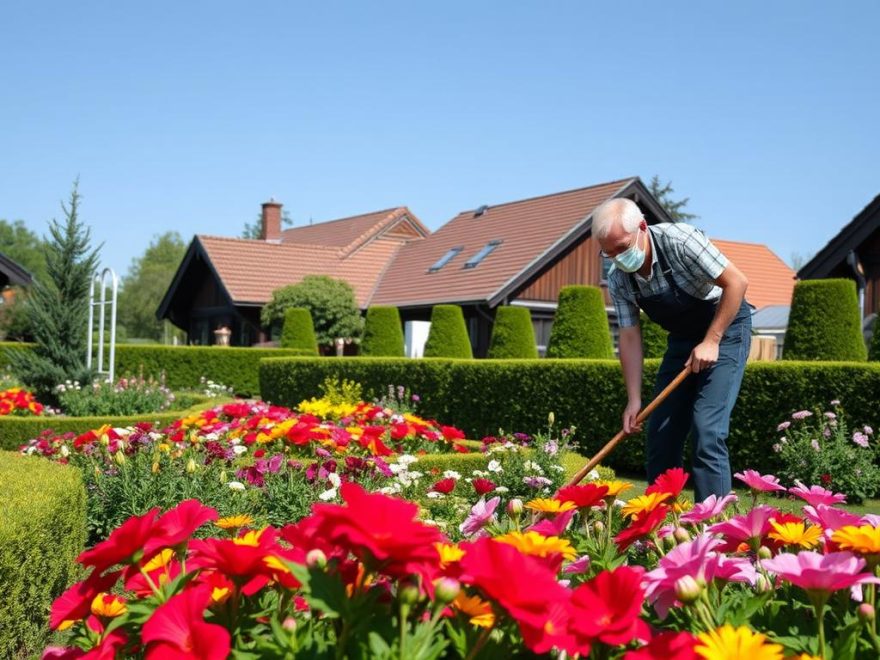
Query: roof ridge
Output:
[[282, 206, 405, 233], [338, 208, 408, 257], [455, 177, 637, 216], [198, 234, 336, 251]]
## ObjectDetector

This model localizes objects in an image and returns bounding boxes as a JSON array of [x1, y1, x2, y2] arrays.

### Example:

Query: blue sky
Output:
[[1, 1, 877, 276]]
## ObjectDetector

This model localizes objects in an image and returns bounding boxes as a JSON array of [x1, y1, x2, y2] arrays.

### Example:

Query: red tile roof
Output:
[[371, 178, 637, 307], [710, 239, 796, 309]]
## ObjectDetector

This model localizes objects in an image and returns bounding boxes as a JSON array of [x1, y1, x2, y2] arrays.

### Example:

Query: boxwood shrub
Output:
[[546, 286, 613, 358], [261, 357, 880, 476], [280, 308, 319, 355], [487, 306, 538, 359], [423, 305, 473, 359], [361, 306, 405, 357], [0, 451, 86, 658], [0, 396, 219, 451], [0, 342, 314, 395], [783, 279, 867, 361]]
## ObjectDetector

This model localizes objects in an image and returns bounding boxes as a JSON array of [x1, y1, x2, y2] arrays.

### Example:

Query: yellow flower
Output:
[[674, 499, 693, 514], [768, 521, 822, 549], [594, 480, 633, 498], [621, 492, 672, 519], [494, 531, 578, 561], [452, 592, 495, 628], [141, 548, 174, 573], [233, 529, 265, 547], [525, 498, 577, 514], [158, 443, 171, 453], [695, 624, 784, 660], [832, 525, 880, 555], [216, 514, 254, 530], [435, 542, 465, 568], [90, 593, 127, 619]]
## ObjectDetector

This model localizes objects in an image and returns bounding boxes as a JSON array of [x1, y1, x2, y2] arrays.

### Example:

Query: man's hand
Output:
[[686, 340, 720, 373], [622, 399, 642, 434]]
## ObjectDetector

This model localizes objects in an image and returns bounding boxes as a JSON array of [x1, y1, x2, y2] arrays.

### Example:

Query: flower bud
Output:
[[434, 578, 461, 604], [755, 574, 772, 594], [859, 603, 876, 622], [593, 520, 605, 534], [548, 412, 555, 427], [674, 575, 702, 604], [151, 461, 160, 474], [186, 458, 197, 474], [662, 534, 677, 552], [306, 549, 327, 569], [399, 584, 420, 605], [219, 470, 227, 483], [113, 450, 126, 466], [757, 546, 773, 560], [673, 527, 691, 544], [282, 616, 297, 632], [100, 433, 110, 446], [507, 498, 524, 516]]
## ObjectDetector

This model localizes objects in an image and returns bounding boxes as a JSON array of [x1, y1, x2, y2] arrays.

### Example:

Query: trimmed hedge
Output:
[[546, 286, 613, 358], [361, 307, 405, 357], [280, 308, 319, 355], [870, 317, 880, 361], [0, 396, 220, 451], [0, 451, 86, 657], [423, 305, 473, 359], [640, 312, 668, 359], [261, 357, 880, 476], [0, 342, 314, 396], [487, 306, 538, 359], [783, 279, 867, 361]]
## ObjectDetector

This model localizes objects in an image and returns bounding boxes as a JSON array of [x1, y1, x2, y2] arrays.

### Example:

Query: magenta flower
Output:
[[734, 470, 785, 493], [643, 534, 756, 618], [853, 432, 870, 448], [528, 508, 576, 537], [708, 505, 779, 552], [681, 493, 738, 525], [761, 551, 880, 594], [564, 555, 591, 575], [803, 503, 861, 539], [459, 496, 500, 537], [789, 481, 847, 507]]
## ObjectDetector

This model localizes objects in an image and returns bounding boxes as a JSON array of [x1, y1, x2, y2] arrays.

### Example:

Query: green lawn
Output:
[[561, 451, 880, 515]]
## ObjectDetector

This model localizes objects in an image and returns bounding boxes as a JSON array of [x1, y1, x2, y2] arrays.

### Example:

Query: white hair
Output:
[[592, 198, 644, 240]]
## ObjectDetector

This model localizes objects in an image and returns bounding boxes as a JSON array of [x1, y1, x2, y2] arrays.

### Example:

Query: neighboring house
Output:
[[797, 193, 880, 326], [0, 251, 33, 309], [156, 201, 429, 345], [750, 305, 789, 358]]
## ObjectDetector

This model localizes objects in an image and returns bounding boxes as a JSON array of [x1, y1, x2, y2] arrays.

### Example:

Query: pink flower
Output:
[[853, 432, 870, 448], [803, 504, 861, 540], [734, 470, 785, 493], [789, 481, 847, 507], [708, 505, 779, 552], [643, 534, 756, 618], [761, 551, 880, 594], [680, 493, 738, 525], [459, 496, 500, 537], [792, 410, 813, 420], [564, 555, 591, 575], [528, 508, 577, 537]]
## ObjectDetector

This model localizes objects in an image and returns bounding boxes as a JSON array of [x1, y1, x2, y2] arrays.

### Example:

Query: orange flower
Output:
[[90, 593, 127, 618]]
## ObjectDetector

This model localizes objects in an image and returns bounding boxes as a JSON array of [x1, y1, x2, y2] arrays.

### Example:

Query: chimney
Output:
[[260, 198, 283, 241]]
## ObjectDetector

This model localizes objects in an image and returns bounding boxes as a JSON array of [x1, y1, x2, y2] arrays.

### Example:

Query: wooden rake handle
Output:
[[563, 366, 692, 488]]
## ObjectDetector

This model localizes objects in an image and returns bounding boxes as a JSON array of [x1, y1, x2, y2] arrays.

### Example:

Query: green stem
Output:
[[815, 600, 827, 660], [465, 625, 493, 660], [604, 500, 615, 552], [138, 566, 165, 602], [399, 603, 409, 659]]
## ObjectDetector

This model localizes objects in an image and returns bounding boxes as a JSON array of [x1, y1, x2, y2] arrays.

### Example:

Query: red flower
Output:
[[441, 425, 466, 441], [430, 478, 457, 494], [78, 508, 160, 572], [299, 483, 444, 580], [569, 566, 649, 647], [189, 528, 279, 593], [645, 468, 689, 498], [473, 478, 496, 495], [615, 505, 671, 551], [624, 631, 698, 659], [142, 585, 230, 660], [357, 427, 394, 456], [459, 538, 574, 654], [555, 483, 609, 509], [146, 500, 218, 554], [42, 630, 128, 659], [50, 569, 122, 630]]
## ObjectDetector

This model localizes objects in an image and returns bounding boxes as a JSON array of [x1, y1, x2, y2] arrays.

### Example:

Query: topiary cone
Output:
[[488, 306, 538, 359], [783, 279, 866, 361], [423, 305, 473, 359], [361, 306, 405, 357], [546, 285, 613, 358], [280, 308, 319, 355]]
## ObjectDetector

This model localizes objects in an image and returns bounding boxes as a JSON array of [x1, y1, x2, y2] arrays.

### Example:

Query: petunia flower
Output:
[[733, 470, 785, 493], [569, 566, 649, 649], [680, 493, 738, 525], [802, 503, 861, 539], [789, 481, 847, 507], [145, 499, 218, 555], [142, 585, 231, 659], [708, 505, 779, 552], [460, 496, 501, 537], [527, 508, 576, 537], [77, 508, 160, 572], [761, 551, 880, 594], [50, 569, 123, 631], [563, 554, 592, 575]]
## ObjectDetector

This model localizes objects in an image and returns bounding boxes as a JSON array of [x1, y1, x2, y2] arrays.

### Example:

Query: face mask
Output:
[[612, 229, 646, 273]]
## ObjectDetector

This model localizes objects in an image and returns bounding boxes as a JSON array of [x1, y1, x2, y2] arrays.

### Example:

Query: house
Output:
[[797, 193, 880, 328], [156, 201, 429, 345]]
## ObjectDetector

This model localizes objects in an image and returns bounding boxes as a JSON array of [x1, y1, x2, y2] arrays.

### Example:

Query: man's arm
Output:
[[619, 325, 644, 433], [687, 263, 749, 372]]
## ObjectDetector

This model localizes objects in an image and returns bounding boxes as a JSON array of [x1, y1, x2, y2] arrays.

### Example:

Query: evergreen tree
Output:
[[546, 286, 613, 358], [361, 306, 405, 357], [648, 175, 698, 222], [5, 182, 100, 400], [279, 307, 319, 354], [423, 305, 473, 358], [487, 306, 538, 359]]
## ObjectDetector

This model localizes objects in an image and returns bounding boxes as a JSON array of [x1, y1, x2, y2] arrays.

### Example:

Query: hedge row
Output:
[[0, 342, 314, 395], [0, 452, 86, 657], [0, 396, 219, 451], [260, 357, 880, 475]]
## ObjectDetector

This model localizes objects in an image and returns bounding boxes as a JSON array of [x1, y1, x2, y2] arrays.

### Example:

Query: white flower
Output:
[[328, 472, 342, 488], [524, 461, 544, 475], [389, 463, 405, 474], [408, 471, 424, 480], [494, 486, 509, 494], [319, 488, 337, 501], [586, 469, 600, 481], [60, 445, 70, 458], [443, 470, 461, 480], [614, 499, 626, 508], [379, 485, 400, 495], [487, 460, 503, 473], [427, 491, 444, 499], [398, 454, 418, 466], [550, 465, 565, 472], [232, 445, 248, 455], [471, 470, 488, 478], [227, 481, 246, 491]]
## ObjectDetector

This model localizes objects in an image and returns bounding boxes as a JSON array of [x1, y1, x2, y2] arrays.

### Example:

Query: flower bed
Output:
[[43, 465, 880, 659], [0, 385, 43, 416]]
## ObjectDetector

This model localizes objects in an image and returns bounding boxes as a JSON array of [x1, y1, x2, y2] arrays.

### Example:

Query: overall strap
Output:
[[629, 227, 678, 294]]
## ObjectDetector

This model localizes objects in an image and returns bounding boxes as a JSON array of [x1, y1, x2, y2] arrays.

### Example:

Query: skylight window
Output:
[[428, 246, 463, 272], [463, 240, 502, 269]]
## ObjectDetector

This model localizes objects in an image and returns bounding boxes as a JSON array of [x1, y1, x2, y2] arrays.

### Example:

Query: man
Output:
[[593, 198, 751, 502]]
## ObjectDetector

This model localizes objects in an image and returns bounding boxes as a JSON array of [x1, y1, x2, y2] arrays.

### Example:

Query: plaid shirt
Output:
[[607, 223, 729, 328]]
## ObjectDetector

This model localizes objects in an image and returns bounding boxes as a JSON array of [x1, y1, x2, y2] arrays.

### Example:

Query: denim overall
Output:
[[633, 240, 752, 502]]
